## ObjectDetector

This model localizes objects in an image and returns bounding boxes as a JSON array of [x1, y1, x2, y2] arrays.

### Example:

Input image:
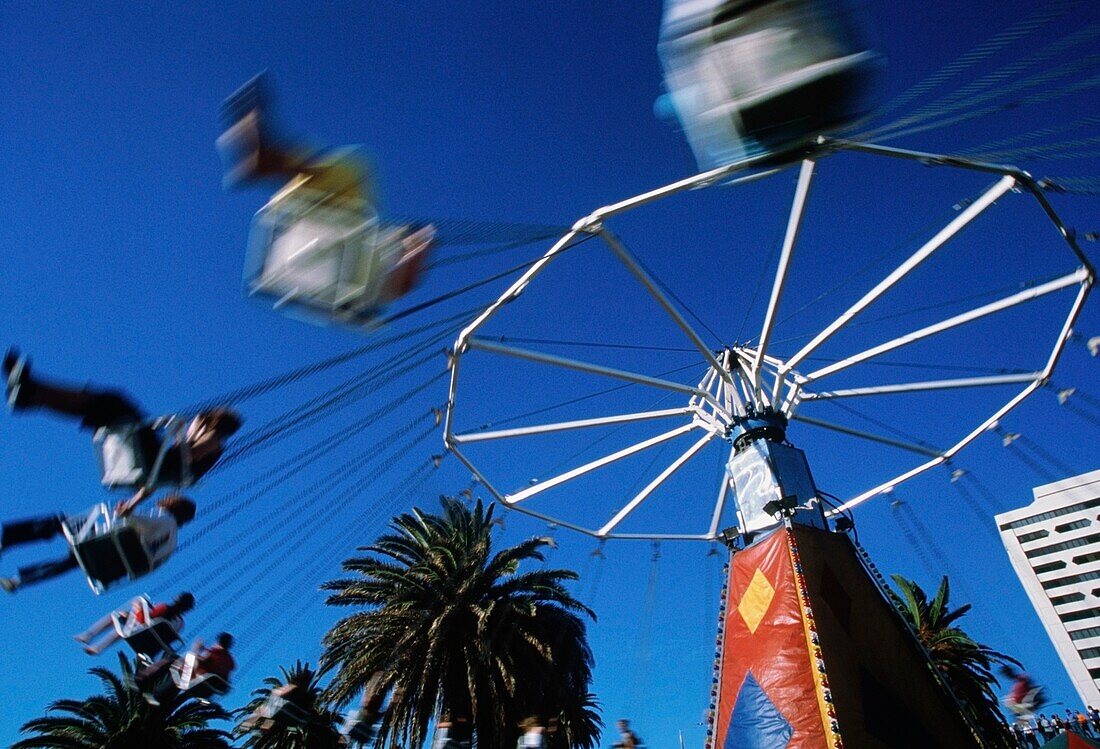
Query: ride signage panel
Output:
[[727, 440, 826, 534]]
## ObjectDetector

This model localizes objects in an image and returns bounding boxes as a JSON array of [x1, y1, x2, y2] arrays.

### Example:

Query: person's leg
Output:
[[217, 76, 313, 186], [83, 629, 122, 656], [3, 354, 143, 428], [1, 514, 67, 550], [18, 383, 142, 429], [7, 551, 80, 590], [76, 612, 117, 643]]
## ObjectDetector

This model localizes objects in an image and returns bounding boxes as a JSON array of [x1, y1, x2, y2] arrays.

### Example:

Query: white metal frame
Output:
[[444, 137, 1095, 540]]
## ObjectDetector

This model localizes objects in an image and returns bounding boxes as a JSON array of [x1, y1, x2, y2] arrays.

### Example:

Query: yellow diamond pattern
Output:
[[737, 569, 776, 634]]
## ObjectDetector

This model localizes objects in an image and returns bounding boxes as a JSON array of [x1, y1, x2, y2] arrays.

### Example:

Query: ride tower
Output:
[[708, 407, 990, 748], [443, 141, 1093, 748]]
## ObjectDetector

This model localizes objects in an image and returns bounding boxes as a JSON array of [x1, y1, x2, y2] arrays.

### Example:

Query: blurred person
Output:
[[1002, 667, 1045, 722], [4, 349, 241, 486], [341, 671, 387, 742], [614, 719, 643, 749], [217, 75, 434, 322], [1037, 714, 1052, 742], [137, 631, 235, 705], [518, 716, 545, 748], [433, 712, 472, 749], [193, 631, 236, 682], [1077, 710, 1093, 737], [0, 494, 196, 593], [1021, 719, 1039, 748], [76, 591, 195, 656], [242, 682, 302, 732]]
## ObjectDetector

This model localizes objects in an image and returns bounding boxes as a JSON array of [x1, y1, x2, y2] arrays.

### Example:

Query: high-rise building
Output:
[[998, 468, 1100, 706]]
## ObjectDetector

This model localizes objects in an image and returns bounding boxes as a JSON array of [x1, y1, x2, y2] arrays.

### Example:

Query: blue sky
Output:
[[1, 1, 1098, 746]]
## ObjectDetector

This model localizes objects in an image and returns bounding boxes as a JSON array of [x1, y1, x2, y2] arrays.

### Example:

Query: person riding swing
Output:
[[1, 492, 196, 593], [4, 349, 242, 490], [217, 74, 436, 329]]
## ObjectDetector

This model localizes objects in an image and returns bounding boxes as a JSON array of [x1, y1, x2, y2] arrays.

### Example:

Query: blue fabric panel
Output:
[[725, 670, 794, 749]]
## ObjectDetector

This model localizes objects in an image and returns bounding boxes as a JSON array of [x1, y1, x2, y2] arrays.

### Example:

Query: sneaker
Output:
[[5, 351, 31, 410], [217, 74, 271, 187], [0, 577, 19, 594]]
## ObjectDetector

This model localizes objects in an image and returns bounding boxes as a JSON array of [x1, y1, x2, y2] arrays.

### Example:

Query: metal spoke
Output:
[[598, 431, 716, 536], [468, 337, 712, 404], [505, 423, 698, 504], [800, 372, 1042, 400], [755, 159, 815, 400], [451, 407, 693, 444], [782, 175, 1017, 374], [791, 413, 944, 458], [802, 269, 1088, 383]]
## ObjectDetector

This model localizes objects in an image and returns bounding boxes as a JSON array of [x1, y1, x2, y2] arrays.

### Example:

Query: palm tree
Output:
[[13, 653, 231, 749], [321, 497, 602, 749], [233, 661, 344, 749], [891, 574, 1017, 749]]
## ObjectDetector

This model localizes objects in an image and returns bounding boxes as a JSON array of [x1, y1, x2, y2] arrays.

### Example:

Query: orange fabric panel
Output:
[[714, 528, 831, 749]]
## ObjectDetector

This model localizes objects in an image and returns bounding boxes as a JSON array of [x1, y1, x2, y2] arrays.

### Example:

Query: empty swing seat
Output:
[[659, 0, 879, 170]]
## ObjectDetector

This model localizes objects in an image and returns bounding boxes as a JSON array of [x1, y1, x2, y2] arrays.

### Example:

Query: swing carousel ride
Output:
[[1, 0, 1099, 746]]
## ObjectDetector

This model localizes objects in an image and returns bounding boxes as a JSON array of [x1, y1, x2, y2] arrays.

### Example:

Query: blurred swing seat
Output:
[[93, 415, 192, 490], [112, 596, 184, 662], [171, 652, 231, 701], [243, 689, 312, 732], [659, 0, 878, 170], [245, 175, 435, 330], [342, 711, 380, 744], [62, 504, 157, 595]]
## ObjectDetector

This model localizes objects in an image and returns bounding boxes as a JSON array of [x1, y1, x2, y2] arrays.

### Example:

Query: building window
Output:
[[1053, 592, 1086, 606], [1090, 667, 1100, 680], [1018, 529, 1050, 543], [1043, 570, 1100, 591], [1079, 646, 1100, 660], [999, 499, 1100, 531], [1058, 519, 1093, 533], [1075, 552, 1100, 566], [1068, 626, 1100, 641], [1025, 533, 1100, 559], [1060, 608, 1100, 624], [1036, 561, 1068, 575]]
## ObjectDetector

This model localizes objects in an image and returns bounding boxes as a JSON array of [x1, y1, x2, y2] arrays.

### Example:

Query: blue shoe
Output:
[[0, 577, 19, 594]]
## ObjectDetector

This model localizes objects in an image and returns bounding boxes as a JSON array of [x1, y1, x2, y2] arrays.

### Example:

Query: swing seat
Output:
[[171, 652, 230, 700], [659, 0, 878, 170], [63, 505, 156, 595], [112, 597, 184, 660], [93, 416, 192, 489], [246, 181, 386, 326], [123, 620, 183, 661], [245, 179, 436, 330], [94, 426, 152, 488], [342, 712, 380, 743]]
